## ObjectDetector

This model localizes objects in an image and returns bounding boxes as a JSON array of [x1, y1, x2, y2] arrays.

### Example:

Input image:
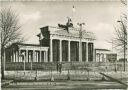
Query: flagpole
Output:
[[72, 5, 75, 25]]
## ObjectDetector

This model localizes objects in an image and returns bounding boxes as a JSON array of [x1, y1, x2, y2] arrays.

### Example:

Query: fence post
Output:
[[51, 69, 54, 82], [34, 70, 37, 81], [87, 70, 90, 81], [67, 69, 70, 80]]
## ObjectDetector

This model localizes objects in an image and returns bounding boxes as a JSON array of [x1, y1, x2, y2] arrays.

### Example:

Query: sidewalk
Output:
[[2, 81, 127, 90]]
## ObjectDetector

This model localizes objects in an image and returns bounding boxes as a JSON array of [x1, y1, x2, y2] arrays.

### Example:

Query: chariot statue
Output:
[[58, 17, 73, 32]]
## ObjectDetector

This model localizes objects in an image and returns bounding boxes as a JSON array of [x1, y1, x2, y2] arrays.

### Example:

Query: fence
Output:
[[4, 61, 128, 81], [5, 61, 127, 72]]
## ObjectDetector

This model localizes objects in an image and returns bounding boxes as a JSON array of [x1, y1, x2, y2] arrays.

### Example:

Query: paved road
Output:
[[2, 81, 127, 90]]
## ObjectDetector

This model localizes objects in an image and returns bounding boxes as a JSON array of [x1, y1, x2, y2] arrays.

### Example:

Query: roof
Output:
[[12, 43, 41, 47], [8, 43, 48, 48], [6, 43, 49, 51], [54, 30, 95, 38], [95, 48, 110, 51], [45, 26, 96, 40]]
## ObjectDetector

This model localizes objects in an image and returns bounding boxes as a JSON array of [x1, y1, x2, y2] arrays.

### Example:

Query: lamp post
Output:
[[117, 20, 127, 71], [77, 23, 85, 62]]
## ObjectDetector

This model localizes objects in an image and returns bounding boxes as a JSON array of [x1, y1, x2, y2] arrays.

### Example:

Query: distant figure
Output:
[[59, 63, 62, 74], [51, 76, 54, 82], [34, 77, 37, 81], [56, 62, 59, 72], [67, 69, 70, 80]]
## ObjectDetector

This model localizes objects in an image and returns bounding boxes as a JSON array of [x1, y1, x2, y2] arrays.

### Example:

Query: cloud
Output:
[[94, 41, 112, 50], [90, 22, 114, 49], [20, 11, 41, 24], [92, 22, 114, 40]]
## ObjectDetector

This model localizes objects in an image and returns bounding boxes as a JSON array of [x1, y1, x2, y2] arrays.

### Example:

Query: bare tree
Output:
[[112, 14, 127, 71], [0, 8, 23, 79], [121, 0, 127, 5], [110, 0, 127, 71]]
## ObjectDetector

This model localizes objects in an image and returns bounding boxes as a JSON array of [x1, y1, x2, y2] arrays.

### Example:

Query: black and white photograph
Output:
[[0, 0, 127, 90]]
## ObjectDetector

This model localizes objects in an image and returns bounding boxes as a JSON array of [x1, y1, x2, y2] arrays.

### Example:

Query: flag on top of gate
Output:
[[72, 5, 76, 12]]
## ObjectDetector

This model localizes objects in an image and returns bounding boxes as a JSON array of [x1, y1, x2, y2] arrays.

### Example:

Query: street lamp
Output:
[[117, 20, 127, 71]]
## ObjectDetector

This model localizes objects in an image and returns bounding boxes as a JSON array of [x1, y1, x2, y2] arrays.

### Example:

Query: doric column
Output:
[[36, 51, 38, 62], [60, 40, 62, 62], [102, 54, 104, 62], [104, 54, 107, 62], [15, 51, 17, 62], [35, 51, 37, 62], [79, 41, 82, 62], [17, 51, 18, 62], [37, 51, 39, 62], [23, 50, 26, 72], [19, 50, 22, 62], [101, 54, 103, 62], [26, 50, 28, 62], [13, 50, 15, 62], [93, 43, 95, 62], [68, 41, 71, 62], [99, 53, 101, 62], [15, 51, 18, 62], [50, 39, 53, 62], [98, 54, 100, 62], [102, 54, 103, 62], [18, 50, 20, 62], [44, 51, 46, 62], [10, 49, 12, 62], [43, 52, 45, 62], [86, 42, 88, 62], [14, 51, 16, 62], [33, 50, 35, 62], [46, 51, 48, 62], [97, 54, 99, 62], [96, 54, 98, 62], [100, 54, 102, 62], [12, 49, 14, 62], [11, 55, 12, 62], [30, 51, 33, 71], [98, 54, 99, 62], [40, 51, 42, 62]]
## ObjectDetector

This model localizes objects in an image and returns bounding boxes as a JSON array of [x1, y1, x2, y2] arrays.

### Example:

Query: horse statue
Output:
[[58, 17, 73, 32]]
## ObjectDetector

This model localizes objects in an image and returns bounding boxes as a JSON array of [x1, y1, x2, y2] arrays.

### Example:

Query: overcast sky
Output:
[[1, 1, 125, 50]]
